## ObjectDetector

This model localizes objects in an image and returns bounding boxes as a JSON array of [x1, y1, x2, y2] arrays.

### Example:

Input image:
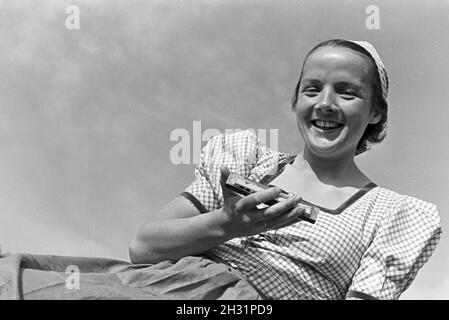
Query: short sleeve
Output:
[[346, 195, 442, 300], [180, 130, 274, 213]]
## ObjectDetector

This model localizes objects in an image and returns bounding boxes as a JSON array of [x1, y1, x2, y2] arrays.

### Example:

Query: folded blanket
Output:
[[0, 253, 261, 300]]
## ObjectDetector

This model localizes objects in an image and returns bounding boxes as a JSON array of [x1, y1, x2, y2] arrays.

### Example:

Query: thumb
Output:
[[219, 166, 235, 198], [219, 165, 230, 183]]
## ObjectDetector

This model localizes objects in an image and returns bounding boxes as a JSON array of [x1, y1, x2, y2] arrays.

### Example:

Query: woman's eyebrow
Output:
[[301, 79, 364, 90], [334, 81, 364, 91], [300, 78, 321, 86]]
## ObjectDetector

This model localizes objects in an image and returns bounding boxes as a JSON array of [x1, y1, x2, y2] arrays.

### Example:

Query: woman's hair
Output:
[[291, 39, 388, 155]]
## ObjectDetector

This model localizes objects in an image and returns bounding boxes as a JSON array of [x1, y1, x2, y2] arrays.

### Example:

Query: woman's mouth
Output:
[[310, 120, 344, 131]]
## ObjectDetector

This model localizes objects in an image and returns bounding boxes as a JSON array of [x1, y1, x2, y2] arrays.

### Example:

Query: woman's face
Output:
[[294, 46, 380, 160]]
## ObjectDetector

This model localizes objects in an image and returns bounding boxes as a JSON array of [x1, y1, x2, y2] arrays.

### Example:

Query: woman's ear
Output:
[[369, 110, 382, 124]]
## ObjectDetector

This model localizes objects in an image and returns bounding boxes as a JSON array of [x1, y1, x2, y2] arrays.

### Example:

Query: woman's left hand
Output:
[[218, 166, 305, 238]]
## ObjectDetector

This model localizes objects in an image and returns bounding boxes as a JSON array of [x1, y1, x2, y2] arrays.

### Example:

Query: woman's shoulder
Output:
[[204, 129, 292, 161], [370, 186, 441, 226]]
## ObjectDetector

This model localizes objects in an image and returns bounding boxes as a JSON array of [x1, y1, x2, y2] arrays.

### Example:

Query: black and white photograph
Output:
[[0, 0, 447, 303]]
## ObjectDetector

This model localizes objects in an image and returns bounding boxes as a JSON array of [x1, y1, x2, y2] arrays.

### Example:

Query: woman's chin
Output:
[[306, 139, 345, 157], [311, 145, 339, 156]]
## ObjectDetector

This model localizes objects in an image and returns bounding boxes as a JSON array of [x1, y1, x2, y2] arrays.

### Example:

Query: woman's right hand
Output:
[[219, 166, 306, 238]]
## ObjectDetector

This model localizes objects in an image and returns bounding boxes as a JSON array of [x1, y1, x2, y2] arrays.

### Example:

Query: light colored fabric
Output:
[[346, 40, 389, 101], [0, 253, 261, 300], [182, 130, 442, 300]]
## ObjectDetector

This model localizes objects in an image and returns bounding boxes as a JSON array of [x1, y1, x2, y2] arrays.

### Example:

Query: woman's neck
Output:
[[292, 149, 369, 188]]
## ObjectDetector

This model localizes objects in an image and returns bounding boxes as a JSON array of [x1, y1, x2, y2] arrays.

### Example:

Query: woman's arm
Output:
[[129, 196, 232, 264], [129, 167, 305, 265], [344, 195, 442, 300]]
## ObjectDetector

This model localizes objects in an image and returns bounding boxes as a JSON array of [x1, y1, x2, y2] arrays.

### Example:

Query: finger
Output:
[[242, 206, 271, 222], [234, 187, 282, 212], [219, 166, 237, 198], [266, 206, 307, 230], [219, 165, 230, 183], [262, 195, 302, 220]]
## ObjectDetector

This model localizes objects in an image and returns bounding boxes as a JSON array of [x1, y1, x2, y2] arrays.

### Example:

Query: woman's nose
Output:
[[316, 89, 337, 113]]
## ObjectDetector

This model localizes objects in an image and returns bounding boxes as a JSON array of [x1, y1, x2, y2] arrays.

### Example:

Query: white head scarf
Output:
[[346, 40, 389, 101]]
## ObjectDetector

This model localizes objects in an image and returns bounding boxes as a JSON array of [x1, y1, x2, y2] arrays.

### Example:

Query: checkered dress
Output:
[[181, 130, 442, 300]]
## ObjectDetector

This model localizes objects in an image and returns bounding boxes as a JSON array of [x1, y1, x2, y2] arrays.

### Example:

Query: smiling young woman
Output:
[[0, 39, 442, 301], [285, 41, 385, 209], [128, 40, 441, 300]]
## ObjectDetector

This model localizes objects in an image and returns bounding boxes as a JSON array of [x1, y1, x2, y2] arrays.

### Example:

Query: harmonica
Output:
[[224, 172, 319, 224]]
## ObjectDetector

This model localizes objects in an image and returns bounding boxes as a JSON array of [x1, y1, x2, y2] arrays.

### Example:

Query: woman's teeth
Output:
[[313, 120, 343, 129]]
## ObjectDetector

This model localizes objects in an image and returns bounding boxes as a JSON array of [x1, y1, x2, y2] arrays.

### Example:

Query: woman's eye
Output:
[[339, 91, 357, 99], [303, 87, 319, 96]]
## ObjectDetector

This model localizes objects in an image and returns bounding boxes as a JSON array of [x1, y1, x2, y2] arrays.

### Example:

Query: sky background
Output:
[[0, 0, 448, 299]]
